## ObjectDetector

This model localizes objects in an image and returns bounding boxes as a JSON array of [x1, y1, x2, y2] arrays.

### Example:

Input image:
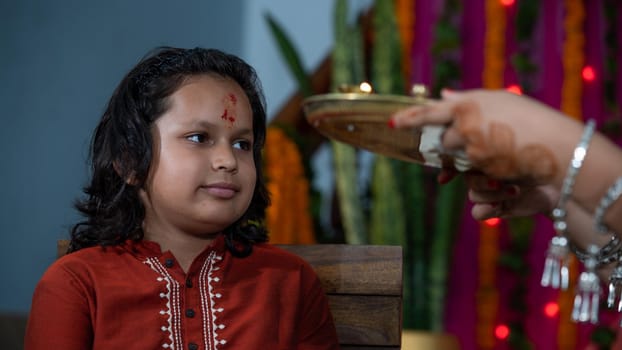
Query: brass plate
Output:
[[303, 93, 470, 171]]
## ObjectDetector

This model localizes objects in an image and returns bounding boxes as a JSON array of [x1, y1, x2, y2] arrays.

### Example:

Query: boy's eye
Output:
[[233, 140, 252, 151], [187, 134, 206, 143]]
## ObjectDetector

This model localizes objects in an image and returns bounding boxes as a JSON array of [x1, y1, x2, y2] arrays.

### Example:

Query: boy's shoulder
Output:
[[59, 244, 126, 261], [34, 245, 128, 291], [48, 244, 129, 275]]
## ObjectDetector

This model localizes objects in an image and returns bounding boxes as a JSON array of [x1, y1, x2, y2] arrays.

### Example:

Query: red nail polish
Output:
[[387, 119, 396, 129], [487, 179, 500, 189], [505, 186, 518, 196], [437, 172, 449, 184]]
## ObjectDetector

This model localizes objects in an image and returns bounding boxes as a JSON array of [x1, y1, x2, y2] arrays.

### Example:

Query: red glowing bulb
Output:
[[500, 0, 515, 6], [484, 218, 501, 227], [582, 66, 595, 81], [544, 302, 560, 318], [505, 84, 523, 95], [495, 324, 510, 340]]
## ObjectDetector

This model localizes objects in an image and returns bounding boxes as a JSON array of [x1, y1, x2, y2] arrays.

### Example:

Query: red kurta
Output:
[[25, 236, 339, 350]]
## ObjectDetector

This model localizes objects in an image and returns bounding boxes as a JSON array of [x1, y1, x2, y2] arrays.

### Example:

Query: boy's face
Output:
[[140, 74, 256, 238]]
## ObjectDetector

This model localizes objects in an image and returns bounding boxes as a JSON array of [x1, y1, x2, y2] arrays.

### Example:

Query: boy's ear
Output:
[[113, 161, 138, 185]]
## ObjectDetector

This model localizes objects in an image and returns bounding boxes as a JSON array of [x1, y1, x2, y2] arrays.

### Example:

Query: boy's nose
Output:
[[211, 144, 237, 172]]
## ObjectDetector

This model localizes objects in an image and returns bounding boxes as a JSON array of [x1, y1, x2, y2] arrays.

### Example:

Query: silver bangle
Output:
[[551, 119, 596, 235], [594, 176, 622, 235], [570, 235, 622, 267]]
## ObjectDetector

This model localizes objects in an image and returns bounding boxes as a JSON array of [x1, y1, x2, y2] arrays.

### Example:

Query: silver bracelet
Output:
[[594, 176, 622, 234], [570, 235, 622, 267], [542, 119, 597, 290], [551, 119, 596, 235]]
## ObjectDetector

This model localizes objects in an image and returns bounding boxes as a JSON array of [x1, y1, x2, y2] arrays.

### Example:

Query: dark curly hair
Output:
[[69, 47, 270, 257]]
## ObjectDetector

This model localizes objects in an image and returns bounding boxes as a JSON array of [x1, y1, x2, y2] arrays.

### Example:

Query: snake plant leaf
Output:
[[400, 162, 428, 329], [369, 0, 406, 245], [371, 0, 404, 94], [370, 0, 425, 328], [369, 157, 405, 246], [265, 13, 313, 97], [429, 176, 466, 331], [332, 141, 366, 244], [331, 0, 367, 244]]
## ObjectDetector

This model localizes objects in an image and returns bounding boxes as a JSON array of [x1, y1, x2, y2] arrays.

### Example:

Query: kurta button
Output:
[[188, 343, 198, 350], [185, 309, 195, 318], [164, 259, 174, 268], [185, 278, 193, 288]]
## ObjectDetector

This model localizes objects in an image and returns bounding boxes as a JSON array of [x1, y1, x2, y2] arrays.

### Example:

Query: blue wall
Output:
[[0, 0, 247, 313]]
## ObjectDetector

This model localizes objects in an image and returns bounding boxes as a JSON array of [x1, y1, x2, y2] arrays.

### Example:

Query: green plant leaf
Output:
[[265, 13, 313, 97], [330, 0, 367, 245]]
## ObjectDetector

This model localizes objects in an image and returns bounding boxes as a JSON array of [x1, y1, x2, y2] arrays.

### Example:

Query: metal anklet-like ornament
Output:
[[541, 208, 570, 290], [571, 245, 601, 324], [607, 262, 622, 312], [541, 120, 596, 291], [541, 233, 570, 290]]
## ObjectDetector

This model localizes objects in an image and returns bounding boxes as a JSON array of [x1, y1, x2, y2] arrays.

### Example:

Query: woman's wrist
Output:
[[571, 132, 622, 219]]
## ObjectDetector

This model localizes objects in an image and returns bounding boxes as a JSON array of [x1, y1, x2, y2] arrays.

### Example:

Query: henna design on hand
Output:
[[452, 100, 558, 182]]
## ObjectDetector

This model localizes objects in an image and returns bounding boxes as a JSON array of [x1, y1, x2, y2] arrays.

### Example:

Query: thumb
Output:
[[440, 88, 464, 101]]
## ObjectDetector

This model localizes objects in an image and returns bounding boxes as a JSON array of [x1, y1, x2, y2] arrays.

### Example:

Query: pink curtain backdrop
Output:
[[441, 0, 484, 349], [618, 2, 622, 122], [416, 0, 619, 349]]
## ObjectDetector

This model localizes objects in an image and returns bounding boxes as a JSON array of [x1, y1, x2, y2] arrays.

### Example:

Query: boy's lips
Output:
[[201, 182, 240, 199]]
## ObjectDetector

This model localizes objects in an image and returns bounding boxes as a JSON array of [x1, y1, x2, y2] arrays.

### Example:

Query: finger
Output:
[[441, 127, 467, 150], [468, 189, 504, 204], [467, 185, 520, 204], [390, 100, 456, 129], [464, 172, 501, 191], [440, 88, 465, 100], [441, 88, 485, 101], [471, 202, 499, 221]]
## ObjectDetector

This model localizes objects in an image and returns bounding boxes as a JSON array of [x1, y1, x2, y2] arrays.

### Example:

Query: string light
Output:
[[582, 65, 595, 82], [484, 218, 501, 227], [494, 324, 510, 340], [544, 302, 560, 318], [505, 84, 523, 95], [500, 0, 515, 6]]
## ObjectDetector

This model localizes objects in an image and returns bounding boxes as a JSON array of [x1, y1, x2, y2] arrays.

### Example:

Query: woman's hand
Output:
[[465, 172, 559, 221], [390, 89, 584, 184]]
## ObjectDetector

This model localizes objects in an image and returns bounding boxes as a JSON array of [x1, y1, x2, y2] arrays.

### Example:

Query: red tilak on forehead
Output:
[[229, 93, 237, 104], [221, 93, 237, 126]]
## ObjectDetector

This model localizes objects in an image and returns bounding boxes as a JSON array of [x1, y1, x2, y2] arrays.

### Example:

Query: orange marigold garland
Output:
[[477, 222, 501, 349], [477, 0, 506, 348], [396, 0, 415, 85], [483, 0, 506, 89], [557, 1, 585, 348], [560, 0, 585, 121], [264, 126, 316, 244]]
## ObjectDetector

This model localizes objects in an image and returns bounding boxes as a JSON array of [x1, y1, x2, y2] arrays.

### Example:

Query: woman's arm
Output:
[[465, 173, 616, 279], [390, 89, 622, 233]]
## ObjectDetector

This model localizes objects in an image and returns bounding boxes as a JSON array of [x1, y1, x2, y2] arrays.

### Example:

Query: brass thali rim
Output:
[[302, 92, 427, 106], [300, 92, 471, 171]]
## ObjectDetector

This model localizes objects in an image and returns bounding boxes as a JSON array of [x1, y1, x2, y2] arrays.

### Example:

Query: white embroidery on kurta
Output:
[[144, 252, 225, 349], [199, 252, 226, 349], [145, 258, 183, 350]]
